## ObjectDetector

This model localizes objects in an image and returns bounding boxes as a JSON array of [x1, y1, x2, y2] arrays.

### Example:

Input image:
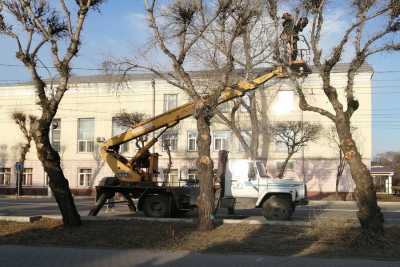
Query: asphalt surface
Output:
[[1, 197, 400, 222], [0, 245, 398, 267]]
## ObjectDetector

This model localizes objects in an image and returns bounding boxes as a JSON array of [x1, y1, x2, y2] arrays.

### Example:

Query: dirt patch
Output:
[[0, 218, 400, 260]]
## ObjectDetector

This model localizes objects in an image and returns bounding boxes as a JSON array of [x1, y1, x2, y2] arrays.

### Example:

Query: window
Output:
[[79, 168, 92, 187], [0, 168, 11, 186], [44, 173, 49, 186], [162, 132, 178, 152], [213, 131, 230, 151], [164, 94, 178, 112], [51, 119, 61, 152], [22, 168, 33, 186], [112, 117, 129, 153], [239, 130, 251, 152], [187, 131, 198, 151], [187, 169, 198, 181], [78, 118, 95, 152], [163, 169, 179, 185], [273, 90, 294, 114], [256, 161, 269, 178], [181, 168, 199, 186], [373, 176, 387, 193]]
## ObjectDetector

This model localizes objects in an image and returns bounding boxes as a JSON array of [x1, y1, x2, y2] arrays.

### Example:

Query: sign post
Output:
[[15, 162, 23, 197]]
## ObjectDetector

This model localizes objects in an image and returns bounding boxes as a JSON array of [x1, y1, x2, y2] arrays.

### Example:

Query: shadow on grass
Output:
[[1, 213, 400, 266]]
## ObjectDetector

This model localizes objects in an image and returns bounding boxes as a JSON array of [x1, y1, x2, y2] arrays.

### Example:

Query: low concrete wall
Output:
[[0, 187, 48, 196]]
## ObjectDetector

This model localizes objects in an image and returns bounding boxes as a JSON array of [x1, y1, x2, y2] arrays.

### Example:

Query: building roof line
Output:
[[0, 63, 373, 87]]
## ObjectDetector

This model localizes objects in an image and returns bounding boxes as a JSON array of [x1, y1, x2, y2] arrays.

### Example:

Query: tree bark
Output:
[[336, 118, 383, 235], [336, 148, 345, 200], [278, 152, 294, 179], [217, 150, 229, 199], [196, 104, 215, 231], [249, 93, 259, 160], [31, 120, 81, 227]]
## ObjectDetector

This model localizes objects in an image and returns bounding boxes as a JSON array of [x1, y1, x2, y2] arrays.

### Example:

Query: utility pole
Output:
[[301, 109, 306, 186], [152, 79, 156, 153]]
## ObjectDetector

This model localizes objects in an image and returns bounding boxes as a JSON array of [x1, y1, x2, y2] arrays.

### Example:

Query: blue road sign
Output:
[[15, 162, 23, 172]]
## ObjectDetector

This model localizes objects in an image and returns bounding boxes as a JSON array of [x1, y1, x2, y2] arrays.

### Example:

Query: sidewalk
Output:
[[0, 245, 398, 267]]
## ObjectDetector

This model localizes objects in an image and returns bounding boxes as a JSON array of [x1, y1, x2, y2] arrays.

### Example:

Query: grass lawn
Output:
[[0, 217, 399, 260]]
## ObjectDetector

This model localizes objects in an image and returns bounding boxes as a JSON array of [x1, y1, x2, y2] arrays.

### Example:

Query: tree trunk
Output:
[[336, 119, 383, 235], [249, 93, 259, 160], [196, 105, 215, 231], [32, 120, 81, 227], [278, 152, 294, 179], [335, 172, 340, 200], [217, 150, 229, 199], [336, 148, 345, 200], [259, 89, 273, 162]]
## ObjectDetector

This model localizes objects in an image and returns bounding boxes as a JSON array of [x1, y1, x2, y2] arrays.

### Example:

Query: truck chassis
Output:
[[88, 177, 198, 217]]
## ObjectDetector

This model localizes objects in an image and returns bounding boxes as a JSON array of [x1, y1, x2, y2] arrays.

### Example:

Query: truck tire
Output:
[[143, 194, 171, 218], [262, 195, 293, 221]]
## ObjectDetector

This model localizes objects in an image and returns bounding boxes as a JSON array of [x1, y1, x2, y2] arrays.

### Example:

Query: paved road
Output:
[[0, 245, 398, 267], [1, 197, 400, 222]]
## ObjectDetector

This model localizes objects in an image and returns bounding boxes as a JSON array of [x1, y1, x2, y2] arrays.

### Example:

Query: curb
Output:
[[0, 215, 41, 223], [223, 217, 312, 226], [41, 215, 195, 223], [2, 214, 400, 227]]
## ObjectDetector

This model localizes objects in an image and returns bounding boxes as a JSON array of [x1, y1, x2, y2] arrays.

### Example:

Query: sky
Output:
[[0, 1, 399, 157]]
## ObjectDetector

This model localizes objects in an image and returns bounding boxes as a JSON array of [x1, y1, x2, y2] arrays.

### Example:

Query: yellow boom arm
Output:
[[100, 66, 286, 182]]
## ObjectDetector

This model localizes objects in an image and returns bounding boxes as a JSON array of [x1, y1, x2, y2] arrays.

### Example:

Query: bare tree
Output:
[[275, 0, 400, 237], [326, 126, 357, 200], [192, 1, 281, 161], [271, 121, 321, 178], [0, 0, 104, 226], [11, 112, 32, 166], [113, 111, 145, 128], [194, 0, 273, 161], [11, 112, 33, 193], [116, 0, 257, 230], [113, 111, 147, 148]]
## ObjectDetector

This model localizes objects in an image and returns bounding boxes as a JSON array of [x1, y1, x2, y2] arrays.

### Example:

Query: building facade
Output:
[[0, 64, 373, 198]]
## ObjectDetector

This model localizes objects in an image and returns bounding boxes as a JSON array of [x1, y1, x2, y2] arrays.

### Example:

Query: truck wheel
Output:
[[262, 195, 293, 221], [143, 194, 170, 218]]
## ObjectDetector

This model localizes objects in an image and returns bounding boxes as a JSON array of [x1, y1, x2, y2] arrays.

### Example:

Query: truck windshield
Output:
[[256, 162, 268, 177]]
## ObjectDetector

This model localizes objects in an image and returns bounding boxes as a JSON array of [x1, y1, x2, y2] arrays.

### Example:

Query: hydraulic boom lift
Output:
[[88, 63, 309, 217], [88, 13, 310, 218]]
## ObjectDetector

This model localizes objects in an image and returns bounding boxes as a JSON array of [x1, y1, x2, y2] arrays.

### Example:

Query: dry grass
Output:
[[1, 218, 400, 260]]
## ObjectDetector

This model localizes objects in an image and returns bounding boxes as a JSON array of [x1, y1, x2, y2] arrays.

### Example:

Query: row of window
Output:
[[164, 91, 295, 114], [50, 117, 289, 154], [50, 117, 250, 153], [161, 130, 233, 152], [0, 167, 93, 188], [0, 168, 32, 186], [48, 91, 295, 153], [0, 167, 197, 188], [1, 163, 296, 188]]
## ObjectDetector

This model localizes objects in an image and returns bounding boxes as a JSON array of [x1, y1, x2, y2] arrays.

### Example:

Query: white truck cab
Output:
[[223, 159, 308, 220]]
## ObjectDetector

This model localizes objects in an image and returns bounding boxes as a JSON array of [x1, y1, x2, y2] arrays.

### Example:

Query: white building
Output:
[[0, 64, 373, 198]]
